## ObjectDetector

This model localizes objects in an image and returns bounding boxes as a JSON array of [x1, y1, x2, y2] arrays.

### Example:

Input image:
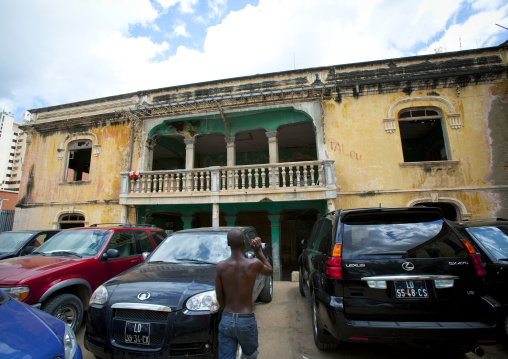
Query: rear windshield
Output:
[[341, 213, 467, 259]]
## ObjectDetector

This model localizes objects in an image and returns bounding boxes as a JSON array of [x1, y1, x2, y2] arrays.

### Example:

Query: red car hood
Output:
[[0, 256, 83, 284]]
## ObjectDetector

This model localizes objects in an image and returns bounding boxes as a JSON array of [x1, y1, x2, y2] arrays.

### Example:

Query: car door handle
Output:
[[131, 259, 140, 263]]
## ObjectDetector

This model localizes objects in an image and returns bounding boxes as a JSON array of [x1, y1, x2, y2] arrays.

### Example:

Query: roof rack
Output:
[[89, 223, 159, 228]]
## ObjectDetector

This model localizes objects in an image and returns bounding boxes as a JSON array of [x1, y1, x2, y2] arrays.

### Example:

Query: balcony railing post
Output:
[[210, 167, 220, 192], [324, 162, 335, 186]]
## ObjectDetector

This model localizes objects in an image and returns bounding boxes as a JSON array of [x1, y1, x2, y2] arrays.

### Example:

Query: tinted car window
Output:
[[342, 214, 467, 259], [107, 231, 136, 258], [467, 226, 508, 261], [137, 231, 154, 253], [150, 231, 166, 245], [314, 218, 333, 253], [308, 221, 322, 250], [149, 231, 230, 264]]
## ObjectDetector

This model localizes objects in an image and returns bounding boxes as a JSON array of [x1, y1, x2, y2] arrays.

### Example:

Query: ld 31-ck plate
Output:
[[125, 322, 150, 345], [394, 280, 429, 298]]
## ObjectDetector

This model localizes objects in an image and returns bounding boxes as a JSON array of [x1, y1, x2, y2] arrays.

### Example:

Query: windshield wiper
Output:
[[176, 258, 216, 265], [48, 251, 82, 258], [497, 258, 508, 261], [148, 260, 179, 264], [30, 252, 46, 256]]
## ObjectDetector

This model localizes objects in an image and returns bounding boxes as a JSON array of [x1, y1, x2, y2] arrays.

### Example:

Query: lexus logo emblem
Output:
[[137, 292, 151, 301], [402, 262, 414, 271]]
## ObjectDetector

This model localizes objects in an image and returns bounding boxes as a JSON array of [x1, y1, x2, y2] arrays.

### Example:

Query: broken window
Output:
[[398, 109, 448, 162], [66, 140, 92, 181]]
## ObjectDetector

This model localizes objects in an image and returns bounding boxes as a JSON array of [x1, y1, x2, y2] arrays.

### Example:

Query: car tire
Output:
[[257, 275, 273, 303], [298, 266, 305, 297], [312, 293, 337, 350], [42, 293, 83, 333]]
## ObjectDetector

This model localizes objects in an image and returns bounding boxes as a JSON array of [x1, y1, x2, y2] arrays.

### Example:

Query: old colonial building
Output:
[[13, 41, 508, 280]]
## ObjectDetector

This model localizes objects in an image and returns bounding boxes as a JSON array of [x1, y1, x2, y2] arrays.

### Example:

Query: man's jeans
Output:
[[218, 312, 259, 359]]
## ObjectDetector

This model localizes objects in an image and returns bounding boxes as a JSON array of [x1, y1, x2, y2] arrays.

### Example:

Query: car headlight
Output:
[[2, 286, 30, 301], [186, 290, 219, 313], [89, 285, 108, 305], [63, 323, 78, 359]]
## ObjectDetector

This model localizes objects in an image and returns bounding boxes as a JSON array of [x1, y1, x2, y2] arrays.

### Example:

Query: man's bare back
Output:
[[215, 230, 273, 314]]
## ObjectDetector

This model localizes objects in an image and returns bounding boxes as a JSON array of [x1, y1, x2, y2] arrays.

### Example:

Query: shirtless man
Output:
[[215, 228, 273, 359]]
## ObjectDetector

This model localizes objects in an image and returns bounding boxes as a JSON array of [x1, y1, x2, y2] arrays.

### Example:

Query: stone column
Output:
[[182, 216, 193, 230], [120, 205, 128, 224], [268, 215, 281, 281], [225, 137, 236, 166], [184, 138, 195, 170], [212, 203, 220, 227], [225, 216, 236, 226], [266, 131, 279, 164]]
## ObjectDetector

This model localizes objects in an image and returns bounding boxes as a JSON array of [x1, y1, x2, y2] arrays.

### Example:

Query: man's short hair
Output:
[[227, 228, 245, 249]]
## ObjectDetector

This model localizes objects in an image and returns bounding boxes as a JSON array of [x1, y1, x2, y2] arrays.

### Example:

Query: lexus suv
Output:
[[0, 224, 166, 332], [84, 226, 273, 359], [298, 207, 500, 353]]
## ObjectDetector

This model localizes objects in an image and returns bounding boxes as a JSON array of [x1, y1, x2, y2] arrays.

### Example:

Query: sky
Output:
[[0, 0, 507, 123]]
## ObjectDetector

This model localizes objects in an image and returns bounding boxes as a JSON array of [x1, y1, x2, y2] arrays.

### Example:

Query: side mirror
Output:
[[245, 251, 256, 259], [301, 239, 307, 249], [102, 248, 119, 260], [22, 246, 35, 255], [141, 252, 150, 261]]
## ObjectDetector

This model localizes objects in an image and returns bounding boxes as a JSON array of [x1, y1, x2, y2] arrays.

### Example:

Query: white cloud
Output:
[[0, 0, 506, 121], [172, 22, 191, 37]]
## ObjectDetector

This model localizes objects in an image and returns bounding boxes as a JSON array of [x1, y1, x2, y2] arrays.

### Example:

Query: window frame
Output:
[[397, 107, 451, 163]]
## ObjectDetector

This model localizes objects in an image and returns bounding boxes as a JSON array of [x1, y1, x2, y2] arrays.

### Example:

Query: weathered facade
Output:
[[13, 41, 508, 280]]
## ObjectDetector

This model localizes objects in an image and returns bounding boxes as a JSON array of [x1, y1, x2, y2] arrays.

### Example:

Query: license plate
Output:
[[394, 280, 429, 298], [125, 322, 150, 345]]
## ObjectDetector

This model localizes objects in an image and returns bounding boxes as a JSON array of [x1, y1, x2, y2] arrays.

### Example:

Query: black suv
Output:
[[298, 207, 500, 352], [85, 226, 273, 359], [451, 218, 508, 346]]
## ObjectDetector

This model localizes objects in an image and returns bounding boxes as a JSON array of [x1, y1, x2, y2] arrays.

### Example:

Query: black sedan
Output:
[[0, 230, 59, 260], [84, 226, 273, 359], [452, 218, 508, 346]]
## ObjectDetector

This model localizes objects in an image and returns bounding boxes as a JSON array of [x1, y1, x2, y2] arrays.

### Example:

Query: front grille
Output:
[[114, 308, 169, 322], [113, 333, 165, 349]]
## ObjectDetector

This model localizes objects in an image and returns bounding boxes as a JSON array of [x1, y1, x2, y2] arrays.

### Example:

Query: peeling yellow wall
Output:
[[323, 81, 507, 218]]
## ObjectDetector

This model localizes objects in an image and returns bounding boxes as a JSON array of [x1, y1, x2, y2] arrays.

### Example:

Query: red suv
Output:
[[0, 224, 166, 332]]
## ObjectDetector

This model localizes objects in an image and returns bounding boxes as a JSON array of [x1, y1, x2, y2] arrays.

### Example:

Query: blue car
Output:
[[0, 288, 82, 359]]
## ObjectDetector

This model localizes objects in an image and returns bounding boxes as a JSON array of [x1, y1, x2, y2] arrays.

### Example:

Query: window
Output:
[[66, 140, 92, 181], [106, 231, 136, 258], [137, 231, 154, 253], [150, 231, 167, 246], [58, 213, 86, 229], [398, 109, 448, 162]]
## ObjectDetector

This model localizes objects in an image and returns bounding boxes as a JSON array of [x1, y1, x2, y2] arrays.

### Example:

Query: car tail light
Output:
[[325, 244, 342, 278], [461, 239, 486, 277]]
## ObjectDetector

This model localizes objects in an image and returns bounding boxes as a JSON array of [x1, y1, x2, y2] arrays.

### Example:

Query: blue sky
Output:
[[0, 0, 506, 123]]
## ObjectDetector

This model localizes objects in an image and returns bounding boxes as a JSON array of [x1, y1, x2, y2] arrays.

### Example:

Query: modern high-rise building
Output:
[[0, 110, 25, 192]]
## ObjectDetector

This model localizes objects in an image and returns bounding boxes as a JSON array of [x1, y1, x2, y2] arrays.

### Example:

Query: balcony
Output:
[[120, 160, 337, 205]]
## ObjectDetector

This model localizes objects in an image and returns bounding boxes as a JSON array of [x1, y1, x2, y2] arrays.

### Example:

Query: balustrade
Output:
[[122, 160, 334, 195]]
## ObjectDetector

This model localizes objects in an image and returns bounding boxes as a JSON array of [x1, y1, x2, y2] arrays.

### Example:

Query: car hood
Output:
[[105, 262, 216, 310], [0, 297, 65, 358], [0, 256, 83, 284]]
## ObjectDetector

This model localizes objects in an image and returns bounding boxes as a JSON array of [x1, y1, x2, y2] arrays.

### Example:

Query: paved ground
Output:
[[77, 281, 507, 359]]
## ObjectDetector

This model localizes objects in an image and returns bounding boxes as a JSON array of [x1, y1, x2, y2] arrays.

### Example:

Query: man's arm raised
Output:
[[251, 237, 273, 276]]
